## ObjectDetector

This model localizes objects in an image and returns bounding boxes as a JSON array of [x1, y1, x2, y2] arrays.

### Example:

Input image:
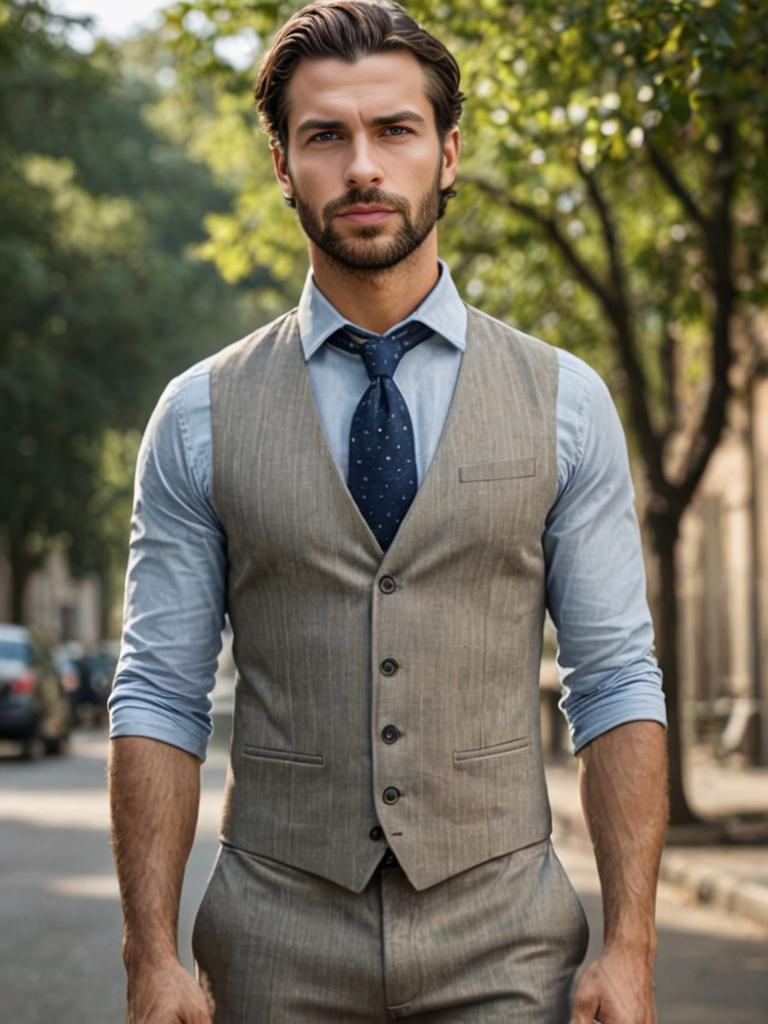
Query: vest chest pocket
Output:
[[242, 744, 324, 767], [453, 735, 529, 763], [458, 457, 536, 483]]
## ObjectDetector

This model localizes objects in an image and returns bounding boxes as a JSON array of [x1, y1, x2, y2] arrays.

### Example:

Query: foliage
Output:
[[0, 0, 249, 611], [427, 0, 768, 484]]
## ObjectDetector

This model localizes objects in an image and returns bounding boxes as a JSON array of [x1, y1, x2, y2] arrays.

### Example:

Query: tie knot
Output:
[[358, 335, 404, 379], [328, 321, 433, 381]]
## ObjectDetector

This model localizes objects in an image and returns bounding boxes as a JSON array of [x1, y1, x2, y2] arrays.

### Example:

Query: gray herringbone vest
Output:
[[211, 305, 558, 892]]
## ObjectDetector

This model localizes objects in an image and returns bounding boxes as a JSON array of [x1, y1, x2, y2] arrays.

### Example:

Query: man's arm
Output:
[[570, 721, 668, 1024], [544, 352, 668, 1023], [109, 737, 213, 1023], [108, 368, 226, 1022]]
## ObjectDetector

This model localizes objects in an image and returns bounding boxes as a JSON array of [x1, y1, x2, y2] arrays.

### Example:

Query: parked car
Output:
[[71, 647, 117, 726], [0, 624, 72, 759]]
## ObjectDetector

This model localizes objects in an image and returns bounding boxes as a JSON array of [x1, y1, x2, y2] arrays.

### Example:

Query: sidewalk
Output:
[[545, 745, 768, 930]]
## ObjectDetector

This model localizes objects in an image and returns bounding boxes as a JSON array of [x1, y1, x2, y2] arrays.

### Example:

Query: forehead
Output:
[[284, 51, 433, 133]]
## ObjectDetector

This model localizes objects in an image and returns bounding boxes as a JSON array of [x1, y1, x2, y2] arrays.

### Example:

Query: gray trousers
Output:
[[192, 837, 589, 1022]]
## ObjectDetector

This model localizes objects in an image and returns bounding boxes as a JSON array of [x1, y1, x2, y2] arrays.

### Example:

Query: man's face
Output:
[[272, 51, 460, 273]]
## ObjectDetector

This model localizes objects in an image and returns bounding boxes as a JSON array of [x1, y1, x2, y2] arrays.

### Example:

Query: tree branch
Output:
[[459, 174, 617, 314], [576, 161, 630, 316], [577, 164, 671, 490], [656, 249, 687, 442], [461, 171, 668, 494], [660, 320, 679, 440], [678, 119, 737, 504], [644, 137, 709, 234]]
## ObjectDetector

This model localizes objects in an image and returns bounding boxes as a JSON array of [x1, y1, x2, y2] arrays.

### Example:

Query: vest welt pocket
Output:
[[241, 744, 324, 767], [453, 736, 529, 763], [458, 457, 537, 483]]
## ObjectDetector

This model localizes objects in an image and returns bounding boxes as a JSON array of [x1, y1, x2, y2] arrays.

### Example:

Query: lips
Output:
[[342, 205, 392, 214], [338, 206, 395, 225]]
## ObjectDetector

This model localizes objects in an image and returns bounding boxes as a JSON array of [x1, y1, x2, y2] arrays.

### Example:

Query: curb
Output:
[[660, 853, 768, 929], [552, 807, 768, 932]]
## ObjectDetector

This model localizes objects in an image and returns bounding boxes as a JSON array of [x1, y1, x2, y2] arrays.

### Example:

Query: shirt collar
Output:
[[297, 258, 468, 361]]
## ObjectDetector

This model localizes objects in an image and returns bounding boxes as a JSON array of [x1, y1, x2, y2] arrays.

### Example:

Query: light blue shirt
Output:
[[109, 261, 666, 760]]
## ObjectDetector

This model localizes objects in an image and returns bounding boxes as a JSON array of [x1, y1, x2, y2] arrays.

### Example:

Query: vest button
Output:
[[381, 724, 400, 744], [380, 657, 399, 677], [382, 786, 401, 804], [378, 575, 397, 594], [369, 825, 384, 841]]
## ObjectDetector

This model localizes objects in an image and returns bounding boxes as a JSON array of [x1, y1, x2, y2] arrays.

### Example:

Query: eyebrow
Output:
[[296, 109, 427, 135]]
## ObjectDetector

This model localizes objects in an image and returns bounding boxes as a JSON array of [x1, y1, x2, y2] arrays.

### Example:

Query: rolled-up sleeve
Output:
[[545, 352, 667, 754], [108, 364, 226, 761]]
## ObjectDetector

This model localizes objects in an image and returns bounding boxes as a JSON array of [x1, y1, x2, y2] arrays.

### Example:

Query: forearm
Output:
[[578, 720, 668, 957], [108, 735, 202, 972]]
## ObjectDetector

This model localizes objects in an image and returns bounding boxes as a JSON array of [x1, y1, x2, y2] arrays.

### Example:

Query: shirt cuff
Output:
[[109, 704, 211, 762], [567, 683, 668, 755]]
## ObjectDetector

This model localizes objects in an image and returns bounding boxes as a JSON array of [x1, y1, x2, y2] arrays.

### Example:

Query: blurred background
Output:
[[0, 1, 766, 1021]]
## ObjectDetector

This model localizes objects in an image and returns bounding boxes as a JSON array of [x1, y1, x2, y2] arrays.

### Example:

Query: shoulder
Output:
[[142, 328, 275, 502], [142, 350, 222, 464], [466, 305, 613, 416], [465, 307, 561, 412], [554, 347, 613, 422], [211, 308, 299, 378], [466, 305, 556, 361], [161, 351, 218, 419], [551, 349, 610, 491], [155, 309, 299, 426]]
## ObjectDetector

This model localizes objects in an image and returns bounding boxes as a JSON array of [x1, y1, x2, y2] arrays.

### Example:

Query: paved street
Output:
[[1, 728, 766, 1023]]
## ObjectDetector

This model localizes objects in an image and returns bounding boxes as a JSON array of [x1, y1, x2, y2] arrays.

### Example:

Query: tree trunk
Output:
[[647, 509, 699, 826], [8, 536, 34, 625]]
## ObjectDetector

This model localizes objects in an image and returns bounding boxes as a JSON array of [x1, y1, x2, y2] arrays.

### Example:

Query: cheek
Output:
[[386, 143, 441, 184], [291, 160, 341, 200]]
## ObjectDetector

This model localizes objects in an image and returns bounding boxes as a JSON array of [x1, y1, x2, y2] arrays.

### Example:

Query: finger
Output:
[[199, 976, 216, 1018], [569, 995, 600, 1024], [187, 1008, 213, 1024]]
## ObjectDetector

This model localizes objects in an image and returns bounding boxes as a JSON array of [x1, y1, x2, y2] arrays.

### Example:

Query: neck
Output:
[[309, 236, 441, 335]]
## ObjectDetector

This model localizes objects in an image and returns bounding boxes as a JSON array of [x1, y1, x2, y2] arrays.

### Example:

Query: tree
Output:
[[154, 0, 768, 824], [0, 0, 251, 621]]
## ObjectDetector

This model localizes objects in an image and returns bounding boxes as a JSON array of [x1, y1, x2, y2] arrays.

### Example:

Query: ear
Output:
[[271, 144, 293, 202], [440, 126, 461, 190]]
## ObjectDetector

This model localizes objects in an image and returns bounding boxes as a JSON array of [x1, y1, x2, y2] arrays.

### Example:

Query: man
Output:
[[108, 2, 668, 1022]]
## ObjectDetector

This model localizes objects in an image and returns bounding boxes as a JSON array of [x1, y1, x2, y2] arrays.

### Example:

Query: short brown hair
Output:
[[254, 0, 464, 152]]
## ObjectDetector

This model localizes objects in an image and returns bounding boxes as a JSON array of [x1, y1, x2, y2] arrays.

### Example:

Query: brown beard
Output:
[[292, 159, 442, 273]]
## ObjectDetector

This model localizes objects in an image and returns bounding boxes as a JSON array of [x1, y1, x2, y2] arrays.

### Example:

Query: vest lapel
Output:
[[293, 308, 475, 564], [376, 305, 476, 569], [289, 316, 383, 560]]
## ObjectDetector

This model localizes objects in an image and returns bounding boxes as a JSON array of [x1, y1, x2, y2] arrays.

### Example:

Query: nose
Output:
[[344, 134, 383, 190]]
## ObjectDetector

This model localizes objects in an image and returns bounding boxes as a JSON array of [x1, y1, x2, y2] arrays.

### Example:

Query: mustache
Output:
[[324, 187, 411, 219]]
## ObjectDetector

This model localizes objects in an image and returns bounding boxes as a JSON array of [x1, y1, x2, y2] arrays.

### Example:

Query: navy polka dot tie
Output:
[[328, 321, 434, 551]]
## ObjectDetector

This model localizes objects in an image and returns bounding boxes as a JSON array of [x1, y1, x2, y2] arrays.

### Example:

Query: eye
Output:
[[382, 126, 412, 137], [310, 130, 342, 143]]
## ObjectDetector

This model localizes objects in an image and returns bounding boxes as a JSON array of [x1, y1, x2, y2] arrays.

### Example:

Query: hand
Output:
[[127, 956, 215, 1023], [569, 946, 656, 1024]]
